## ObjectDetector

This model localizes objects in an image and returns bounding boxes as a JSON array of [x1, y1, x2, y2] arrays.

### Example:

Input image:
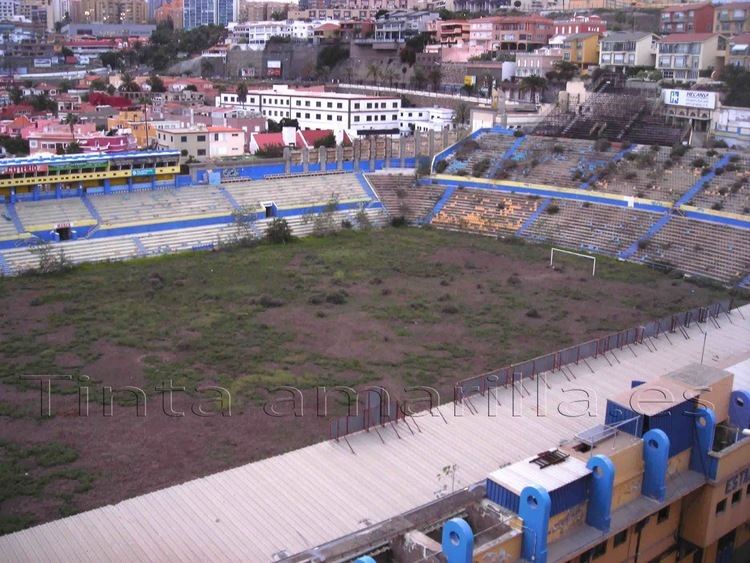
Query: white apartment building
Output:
[[398, 106, 455, 133], [656, 33, 727, 82], [599, 31, 658, 71], [217, 85, 402, 137], [228, 20, 323, 50]]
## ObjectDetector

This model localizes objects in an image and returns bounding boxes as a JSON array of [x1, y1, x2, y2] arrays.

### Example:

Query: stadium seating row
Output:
[[365, 174, 445, 224]]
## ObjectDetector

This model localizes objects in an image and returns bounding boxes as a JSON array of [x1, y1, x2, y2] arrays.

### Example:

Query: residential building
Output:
[[206, 126, 245, 158], [0, 0, 19, 20], [183, 0, 233, 30], [553, 14, 606, 36], [155, 126, 210, 158], [660, 2, 715, 34], [228, 20, 320, 50], [432, 18, 471, 47], [516, 46, 563, 78], [599, 31, 658, 71], [154, 0, 183, 28], [727, 32, 750, 69], [237, 0, 287, 22], [61, 22, 155, 37], [714, 2, 750, 36], [469, 15, 554, 53], [247, 127, 343, 154], [398, 106, 454, 133], [78, 0, 147, 23], [373, 10, 437, 45], [656, 32, 726, 81], [559, 32, 600, 68], [217, 85, 401, 137]]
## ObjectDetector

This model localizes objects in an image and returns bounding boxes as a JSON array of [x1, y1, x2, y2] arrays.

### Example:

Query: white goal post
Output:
[[550, 248, 597, 276]]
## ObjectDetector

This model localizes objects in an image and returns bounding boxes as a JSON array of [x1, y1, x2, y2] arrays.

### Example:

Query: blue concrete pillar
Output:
[[729, 390, 750, 431], [642, 429, 670, 502], [103, 179, 111, 194], [519, 485, 551, 563], [55, 183, 62, 198], [9, 189, 15, 204], [127, 176, 133, 192], [689, 406, 717, 477], [586, 455, 615, 531], [32, 186, 40, 201], [442, 517, 473, 563], [151, 175, 156, 189]]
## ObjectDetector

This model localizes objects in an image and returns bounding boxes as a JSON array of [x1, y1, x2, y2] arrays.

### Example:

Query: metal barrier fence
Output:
[[455, 299, 733, 397], [329, 299, 735, 441]]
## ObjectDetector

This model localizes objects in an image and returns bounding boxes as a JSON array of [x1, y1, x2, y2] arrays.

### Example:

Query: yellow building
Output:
[[560, 32, 601, 68], [107, 110, 183, 149]]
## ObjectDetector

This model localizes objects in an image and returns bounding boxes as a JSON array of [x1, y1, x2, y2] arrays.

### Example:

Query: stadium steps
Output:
[[14, 198, 96, 231], [4, 203, 25, 234], [0, 205, 22, 239], [365, 175, 444, 224]]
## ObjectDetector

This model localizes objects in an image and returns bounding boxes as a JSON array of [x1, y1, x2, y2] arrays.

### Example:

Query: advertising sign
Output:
[[663, 89, 716, 110], [0, 164, 49, 175], [267, 60, 282, 77], [132, 168, 155, 177]]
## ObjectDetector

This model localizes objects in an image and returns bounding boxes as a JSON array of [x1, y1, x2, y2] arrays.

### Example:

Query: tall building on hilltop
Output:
[[78, 0, 148, 23], [183, 0, 233, 29]]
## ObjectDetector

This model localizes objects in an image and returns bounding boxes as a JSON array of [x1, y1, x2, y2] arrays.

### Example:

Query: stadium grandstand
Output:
[[1, 301, 748, 562]]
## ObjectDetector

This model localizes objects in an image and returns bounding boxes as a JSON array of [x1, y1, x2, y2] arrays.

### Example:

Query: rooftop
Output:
[[662, 2, 712, 12], [661, 32, 719, 43], [0, 304, 747, 561]]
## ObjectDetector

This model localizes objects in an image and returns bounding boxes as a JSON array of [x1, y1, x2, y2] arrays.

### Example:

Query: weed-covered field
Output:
[[0, 226, 733, 534]]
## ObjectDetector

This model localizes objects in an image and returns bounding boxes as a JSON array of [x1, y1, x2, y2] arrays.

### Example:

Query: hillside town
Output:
[[0, 0, 748, 161]]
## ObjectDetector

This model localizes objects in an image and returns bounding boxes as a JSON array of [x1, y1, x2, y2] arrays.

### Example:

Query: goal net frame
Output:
[[550, 248, 596, 276]]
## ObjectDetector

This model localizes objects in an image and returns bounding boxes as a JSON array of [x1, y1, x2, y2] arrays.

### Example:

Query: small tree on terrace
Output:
[[428, 66, 442, 91], [519, 76, 546, 103], [237, 81, 248, 105]]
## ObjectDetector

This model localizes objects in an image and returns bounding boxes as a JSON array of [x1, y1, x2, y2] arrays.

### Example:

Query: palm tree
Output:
[[412, 67, 427, 90], [366, 62, 380, 84], [237, 81, 248, 105], [119, 72, 140, 93], [381, 66, 397, 88], [63, 112, 80, 134], [519, 76, 546, 103]]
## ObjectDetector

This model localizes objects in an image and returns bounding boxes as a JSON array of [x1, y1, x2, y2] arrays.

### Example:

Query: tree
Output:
[[89, 78, 107, 91], [58, 79, 73, 92], [147, 73, 166, 92], [8, 86, 23, 105], [236, 81, 248, 104], [720, 66, 750, 107], [428, 66, 442, 91], [313, 132, 336, 148], [64, 112, 80, 133], [119, 72, 140, 92], [453, 103, 469, 125], [412, 67, 427, 89], [61, 46, 74, 58], [366, 62, 380, 84], [270, 10, 286, 20], [200, 59, 214, 78], [519, 75, 546, 102], [375, 9, 388, 18], [266, 218, 293, 244], [66, 142, 83, 154], [100, 51, 123, 70], [381, 66, 398, 88]]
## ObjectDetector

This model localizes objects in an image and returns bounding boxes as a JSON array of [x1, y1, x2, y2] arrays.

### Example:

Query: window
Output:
[[613, 530, 627, 547], [327, 115, 332, 120], [316, 101, 321, 107], [579, 549, 593, 563], [180, 136, 187, 142], [337, 116, 342, 121], [214, 134, 219, 141], [366, 115, 371, 121], [354, 102, 360, 109], [327, 102, 332, 108], [731, 490, 741, 505], [296, 100, 301, 106], [316, 114, 321, 119], [305, 113, 310, 118], [337, 102, 342, 108], [366, 102, 372, 109], [657, 506, 670, 523], [197, 149, 206, 156], [716, 499, 727, 514], [354, 116, 360, 122], [392, 114, 397, 120], [592, 542, 606, 559]]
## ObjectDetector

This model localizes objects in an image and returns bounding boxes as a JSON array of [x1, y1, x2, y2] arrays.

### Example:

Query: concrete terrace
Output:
[[0, 304, 749, 562]]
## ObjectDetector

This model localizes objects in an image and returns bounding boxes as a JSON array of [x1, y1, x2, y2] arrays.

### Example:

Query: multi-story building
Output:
[[77, 0, 147, 24], [714, 2, 750, 36], [469, 15, 554, 53], [599, 31, 658, 71], [217, 85, 401, 137], [656, 32, 726, 81], [237, 0, 287, 22], [155, 124, 245, 159], [154, 0, 183, 28], [0, 0, 19, 20], [553, 14, 606, 36], [398, 106, 454, 133], [557, 32, 600, 67], [432, 18, 471, 47], [373, 10, 437, 45], [515, 46, 563, 77], [19, 0, 52, 29], [727, 31, 750, 69], [660, 2, 715, 35], [183, 0, 233, 30], [61, 22, 155, 37], [228, 19, 320, 50]]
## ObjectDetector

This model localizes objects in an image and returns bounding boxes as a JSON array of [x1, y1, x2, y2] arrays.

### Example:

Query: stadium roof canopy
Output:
[[0, 150, 182, 168]]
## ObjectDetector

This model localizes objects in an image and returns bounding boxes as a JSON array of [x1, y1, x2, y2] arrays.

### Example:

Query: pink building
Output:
[[469, 15, 555, 52], [553, 15, 606, 36], [28, 129, 136, 155]]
